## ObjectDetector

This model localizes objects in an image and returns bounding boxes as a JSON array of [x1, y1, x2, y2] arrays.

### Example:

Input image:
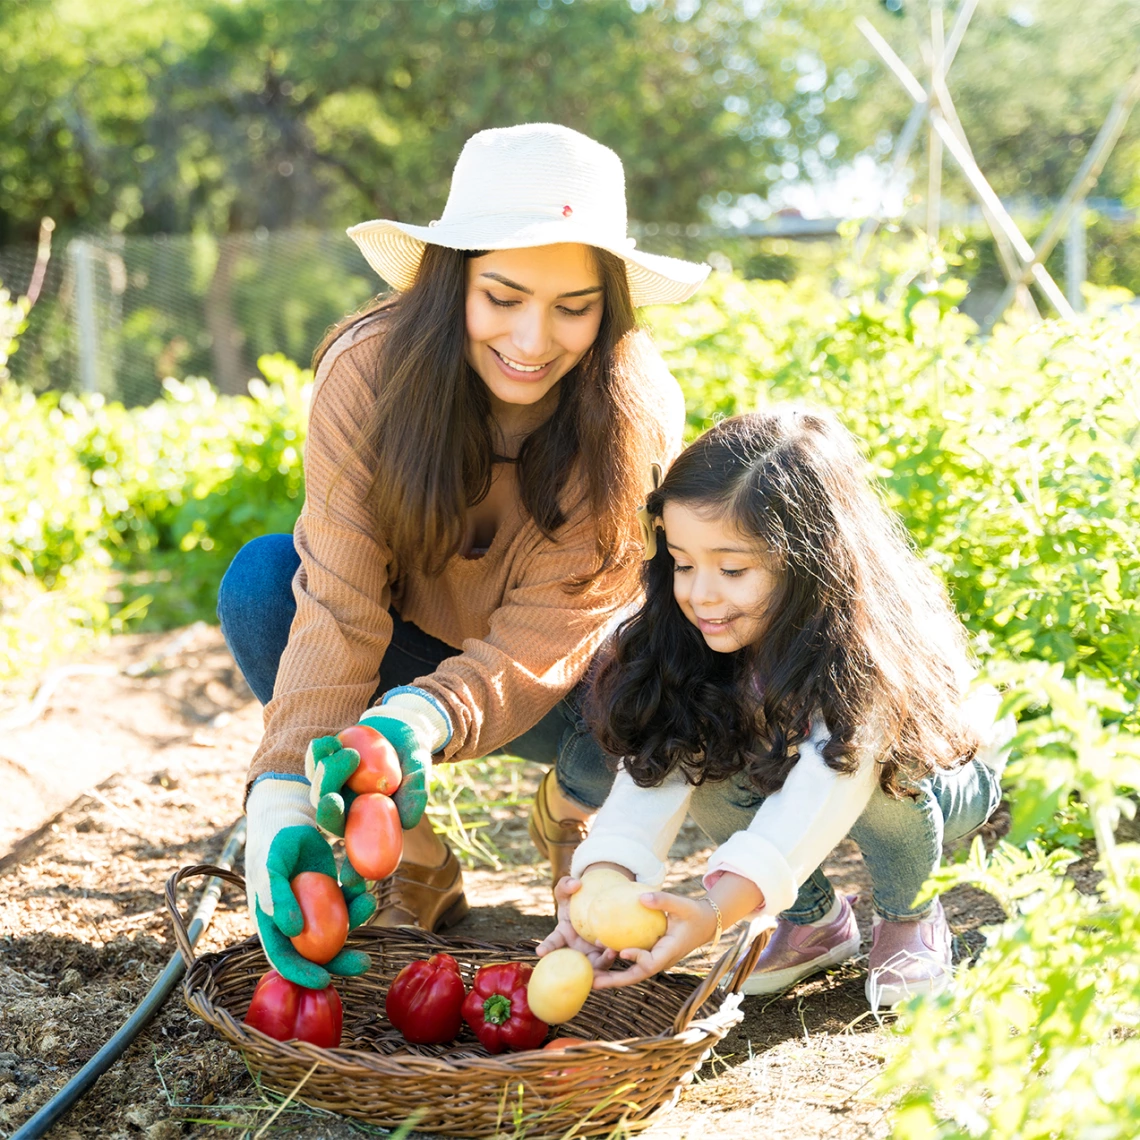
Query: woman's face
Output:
[[662, 500, 780, 653], [464, 243, 604, 416]]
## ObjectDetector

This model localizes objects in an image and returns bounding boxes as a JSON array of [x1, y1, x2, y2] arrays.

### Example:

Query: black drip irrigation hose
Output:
[[10, 818, 247, 1140]]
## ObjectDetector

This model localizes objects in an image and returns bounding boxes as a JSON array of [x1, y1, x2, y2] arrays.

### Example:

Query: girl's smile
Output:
[[661, 501, 779, 652]]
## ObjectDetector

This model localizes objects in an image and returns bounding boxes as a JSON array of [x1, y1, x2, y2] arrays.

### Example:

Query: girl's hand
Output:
[[590, 890, 717, 990], [536, 876, 618, 970]]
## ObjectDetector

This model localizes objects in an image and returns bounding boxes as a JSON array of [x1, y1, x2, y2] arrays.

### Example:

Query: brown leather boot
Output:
[[368, 844, 470, 932], [527, 769, 589, 897]]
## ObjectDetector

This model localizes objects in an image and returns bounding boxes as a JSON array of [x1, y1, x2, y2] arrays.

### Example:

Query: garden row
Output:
[[3, 271, 1140, 1136]]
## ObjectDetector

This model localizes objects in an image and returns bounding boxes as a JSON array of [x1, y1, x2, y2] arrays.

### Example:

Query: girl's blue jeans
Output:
[[217, 533, 616, 810], [219, 533, 1002, 921]]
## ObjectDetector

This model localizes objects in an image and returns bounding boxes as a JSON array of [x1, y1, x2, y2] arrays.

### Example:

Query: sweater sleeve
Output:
[[570, 766, 694, 887], [704, 718, 880, 914], [246, 326, 397, 787]]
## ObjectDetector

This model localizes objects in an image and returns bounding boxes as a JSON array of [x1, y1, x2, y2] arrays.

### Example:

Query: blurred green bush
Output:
[[1, 347, 308, 677]]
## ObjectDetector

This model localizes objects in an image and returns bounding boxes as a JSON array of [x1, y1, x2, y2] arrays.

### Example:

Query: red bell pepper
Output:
[[461, 962, 548, 1053], [385, 953, 467, 1044], [244, 968, 343, 1048]]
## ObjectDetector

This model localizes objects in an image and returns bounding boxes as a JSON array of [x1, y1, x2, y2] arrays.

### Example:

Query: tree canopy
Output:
[[2, 0, 1138, 247]]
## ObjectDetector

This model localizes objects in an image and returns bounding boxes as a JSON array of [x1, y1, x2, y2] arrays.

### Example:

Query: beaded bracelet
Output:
[[704, 896, 723, 950]]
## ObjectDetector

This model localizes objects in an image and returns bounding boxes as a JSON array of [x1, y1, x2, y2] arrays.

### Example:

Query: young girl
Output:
[[538, 409, 1009, 1008], [220, 123, 709, 989]]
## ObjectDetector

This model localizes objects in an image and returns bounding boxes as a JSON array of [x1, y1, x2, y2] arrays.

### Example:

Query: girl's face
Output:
[[464, 244, 604, 418], [662, 500, 780, 653]]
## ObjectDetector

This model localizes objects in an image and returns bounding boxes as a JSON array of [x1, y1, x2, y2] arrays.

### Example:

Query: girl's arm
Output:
[[703, 717, 879, 914], [569, 765, 695, 886]]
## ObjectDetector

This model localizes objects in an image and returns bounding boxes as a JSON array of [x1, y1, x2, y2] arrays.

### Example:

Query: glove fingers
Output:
[[255, 902, 332, 990], [307, 735, 342, 766], [326, 947, 372, 977], [315, 793, 347, 837], [346, 892, 377, 929], [318, 750, 360, 798], [393, 773, 428, 830], [266, 870, 304, 936], [292, 827, 340, 876], [339, 857, 365, 896]]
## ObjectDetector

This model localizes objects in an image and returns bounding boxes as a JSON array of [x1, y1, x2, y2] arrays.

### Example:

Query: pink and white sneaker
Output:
[[741, 894, 861, 996], [864, 898, 953, 1011]]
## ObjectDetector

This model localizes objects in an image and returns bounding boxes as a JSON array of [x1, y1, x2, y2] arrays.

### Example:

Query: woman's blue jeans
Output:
[[219, 534, 1001, 920], [217, 533, 617, 809]]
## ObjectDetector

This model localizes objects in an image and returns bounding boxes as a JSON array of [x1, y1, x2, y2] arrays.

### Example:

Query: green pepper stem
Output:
[[482, 993, 512, 1025]]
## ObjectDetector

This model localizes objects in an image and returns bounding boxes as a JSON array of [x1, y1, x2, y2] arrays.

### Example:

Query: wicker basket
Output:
[[166, 864, 774, 1139]]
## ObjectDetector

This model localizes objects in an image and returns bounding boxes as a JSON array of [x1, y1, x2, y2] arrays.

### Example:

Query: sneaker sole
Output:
[[740, 933, 862, 995]]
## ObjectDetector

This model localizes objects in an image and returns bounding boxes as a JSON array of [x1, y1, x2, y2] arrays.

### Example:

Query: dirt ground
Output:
[[0, 625, 1008, 1140]]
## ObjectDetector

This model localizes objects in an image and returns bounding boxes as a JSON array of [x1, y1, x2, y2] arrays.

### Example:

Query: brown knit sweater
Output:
[[246, 317, 686, 785]]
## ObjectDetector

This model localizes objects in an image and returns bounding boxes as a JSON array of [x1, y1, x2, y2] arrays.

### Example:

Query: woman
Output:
[[218, 123, 708, 988]]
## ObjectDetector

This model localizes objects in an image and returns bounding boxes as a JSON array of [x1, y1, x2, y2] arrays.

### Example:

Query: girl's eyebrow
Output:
[[666, 541, 754, 555], [479, 272, 603, 298]]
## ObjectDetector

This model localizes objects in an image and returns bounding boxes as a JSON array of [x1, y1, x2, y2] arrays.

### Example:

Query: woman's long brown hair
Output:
[[314, 244, 667, 592]]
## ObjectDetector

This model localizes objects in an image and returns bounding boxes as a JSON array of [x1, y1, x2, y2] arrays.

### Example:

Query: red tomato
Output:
[[244, 969, 343, 1048], [344, 792, 403, 880], [288, 871, 349, 965], [339, 725, 402, 796]]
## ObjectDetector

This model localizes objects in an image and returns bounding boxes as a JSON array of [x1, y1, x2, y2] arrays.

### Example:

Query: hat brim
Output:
[[346, 217, 709, 307]]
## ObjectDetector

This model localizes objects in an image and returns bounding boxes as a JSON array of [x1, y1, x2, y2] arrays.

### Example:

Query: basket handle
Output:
[[164, 863, 248, 970], [669, 914, 777, 1036]]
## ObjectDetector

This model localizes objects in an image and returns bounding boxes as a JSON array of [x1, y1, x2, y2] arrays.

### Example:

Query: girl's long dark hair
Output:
[[590, 409, 979, 797], [314, 244, 666, 592]]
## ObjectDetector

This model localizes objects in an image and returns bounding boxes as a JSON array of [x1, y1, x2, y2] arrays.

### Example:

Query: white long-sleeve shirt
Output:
[[570, 688, 1011, 915]]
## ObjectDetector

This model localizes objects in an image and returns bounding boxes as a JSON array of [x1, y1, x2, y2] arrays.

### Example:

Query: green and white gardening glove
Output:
[[305, 686, 451, 839], [244, 775, 376, 989]]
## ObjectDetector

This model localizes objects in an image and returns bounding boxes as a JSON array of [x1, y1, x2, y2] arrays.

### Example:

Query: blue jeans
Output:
[[688, 760, 1003, 922], [217, 533, 617, 809]]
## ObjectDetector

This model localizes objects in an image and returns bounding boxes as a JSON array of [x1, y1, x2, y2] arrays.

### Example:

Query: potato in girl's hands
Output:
[[568, 867, 630, 943], [570, 869, 667, 952]]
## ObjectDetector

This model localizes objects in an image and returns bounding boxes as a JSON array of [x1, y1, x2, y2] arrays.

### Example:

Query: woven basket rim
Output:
[[186, 930, 743, 1075]]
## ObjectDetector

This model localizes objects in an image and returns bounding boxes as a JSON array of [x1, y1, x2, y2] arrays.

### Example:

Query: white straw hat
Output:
[[346, 123, 709, 307]]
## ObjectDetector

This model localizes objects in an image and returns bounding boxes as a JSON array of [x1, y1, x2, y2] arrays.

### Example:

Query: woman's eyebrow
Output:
[[479, 272, 603, 298]]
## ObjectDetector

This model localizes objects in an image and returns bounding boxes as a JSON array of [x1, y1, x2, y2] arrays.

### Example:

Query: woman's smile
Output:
[[489, 346, 556, 381]]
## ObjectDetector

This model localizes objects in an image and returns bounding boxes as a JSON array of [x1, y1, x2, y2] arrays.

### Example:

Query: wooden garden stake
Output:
[[858, 15, 1075, 320], [854, 0, 978, 259], [983, 61, 1140, 329]]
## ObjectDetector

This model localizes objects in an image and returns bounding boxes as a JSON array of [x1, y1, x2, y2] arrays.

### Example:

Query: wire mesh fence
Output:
[[2, 211, 1136, 406], [0, 229, 381, 406]]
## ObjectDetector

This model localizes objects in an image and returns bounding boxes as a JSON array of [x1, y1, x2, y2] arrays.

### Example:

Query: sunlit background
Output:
[[2, 0, 1138, 403]]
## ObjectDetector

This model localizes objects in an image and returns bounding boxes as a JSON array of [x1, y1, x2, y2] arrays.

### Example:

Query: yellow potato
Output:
[[586, 880, 667, 952], [527, 948, 595, 1025], [569, 867, 630, 944]]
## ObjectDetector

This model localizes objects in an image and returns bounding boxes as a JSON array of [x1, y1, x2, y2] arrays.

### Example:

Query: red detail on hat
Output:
[[562, 204, 573, 217]]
